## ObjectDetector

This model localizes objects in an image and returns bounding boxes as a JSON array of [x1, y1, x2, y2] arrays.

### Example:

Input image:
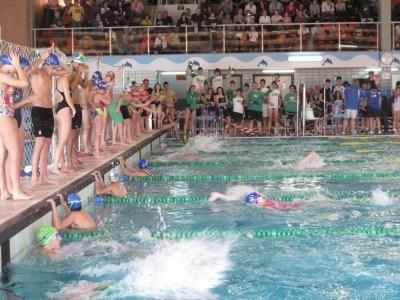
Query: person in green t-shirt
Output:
[[246, 82, 264, 133], [283, 84, 298, 132], [184, 85, 199, 141]]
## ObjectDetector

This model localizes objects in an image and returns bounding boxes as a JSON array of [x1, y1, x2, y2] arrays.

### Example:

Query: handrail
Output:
[[32, 22, 380, 55], [32, 21, 380, 31]]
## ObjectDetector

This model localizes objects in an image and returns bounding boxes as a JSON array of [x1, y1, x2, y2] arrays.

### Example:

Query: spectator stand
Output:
[[32, 22, 380, 56]]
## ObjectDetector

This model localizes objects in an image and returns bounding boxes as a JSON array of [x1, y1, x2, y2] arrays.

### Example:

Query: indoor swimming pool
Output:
[[3, 136, 400, 299]]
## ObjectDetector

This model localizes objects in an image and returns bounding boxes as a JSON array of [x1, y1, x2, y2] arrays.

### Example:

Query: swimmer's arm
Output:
[[13, 95, 35, 109], [0, 70, 28, 89], [208, 192, 236, 202], [57, 193, 71, 215], [47, 199, 75, 230], [51, 64, 72, 77], [29, 51, 49, 75]]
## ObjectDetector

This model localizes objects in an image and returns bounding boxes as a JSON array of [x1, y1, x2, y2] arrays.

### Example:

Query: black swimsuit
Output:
[[55, 87, 72, 113]]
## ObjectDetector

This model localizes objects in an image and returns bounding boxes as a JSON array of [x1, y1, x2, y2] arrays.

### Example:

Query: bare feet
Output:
[[49, 168, 64, 175], [1, 191, 12, 201], [12, 190, 32, 200], [40, 177, 58, 185], [31, 177, 41, 187]]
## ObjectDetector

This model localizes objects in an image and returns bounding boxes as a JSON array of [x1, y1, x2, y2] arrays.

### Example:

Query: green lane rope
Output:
[[60, 230, 105, 241], [147, 159, 369, 168], [101, 189, 399, 205], [150, 148, 400, 158], [128, 171, 400, 183], [150, 226, 400, 239]]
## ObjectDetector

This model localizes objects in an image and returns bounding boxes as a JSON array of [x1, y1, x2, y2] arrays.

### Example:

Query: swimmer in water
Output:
[[36, 225, 62, 257], [117, 157, 151, 176], [159, 142, 201, 161], [208, 191, 302, 210], [92, 170, 127, 197], [35, 226, 112, 296], [294, 151, 324, 170], [47, 193, 96, 230]]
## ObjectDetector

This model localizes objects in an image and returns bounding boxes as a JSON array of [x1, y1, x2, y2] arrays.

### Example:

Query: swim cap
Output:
[[96, 81, 108, 91], [0, 55, 30, 69], [91, 71, 102, 83], [13, 89, 23, 102], [43, 53, 60, 66], [245, 192, 260, 204], [119, 175, 129, 184], [36, 226, 58, 247], [138, 159, 148, 169], [66, 192, 82, 210], [72, 53, 86, 64], [105, 71, 115, 80]]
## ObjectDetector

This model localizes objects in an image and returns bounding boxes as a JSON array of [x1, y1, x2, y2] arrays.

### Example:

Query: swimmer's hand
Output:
[[71, 107, 76, 118], [57, 193, 67, 206], [208, 192, 222, 202], [47, 198, 56, 209], [39, 51, 50, 62], [9, 52, 21, 68]]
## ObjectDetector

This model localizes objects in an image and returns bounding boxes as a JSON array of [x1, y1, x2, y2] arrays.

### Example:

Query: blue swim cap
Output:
[[0, 55, 30, 69], [95, 195, 104, 205], [119, 175, 129, 184], [245, 192, 260, 204], [97, 81, 108, 91], [92, 71, 102, 82], [13, 89, 23, 102], [43, 53, 60, 66], [66, 192, 82, 210], [138, 159, 148, 169]]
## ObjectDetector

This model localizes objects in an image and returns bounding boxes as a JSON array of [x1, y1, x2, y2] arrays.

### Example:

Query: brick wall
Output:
[[0, 0, 32, 46]]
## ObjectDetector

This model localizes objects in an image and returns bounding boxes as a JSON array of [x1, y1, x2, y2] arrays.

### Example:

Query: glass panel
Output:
[[111, 27, 148, 55], [340, 23, 378, 51], [73, 28, 110, 56], [187, 26, 212, 54], [225, 25, 262, 53], [150, 26, 186, 55], [394, 23, 400, 50], [302, 23, 339, 51], [187, 25, 224, 54], [263, 24, 300, 52], [34, 29, 73, 56]]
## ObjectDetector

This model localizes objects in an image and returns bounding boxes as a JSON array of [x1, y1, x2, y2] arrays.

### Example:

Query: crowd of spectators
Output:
[[43, 0, 378, 29], [44, 0, 150, 28]]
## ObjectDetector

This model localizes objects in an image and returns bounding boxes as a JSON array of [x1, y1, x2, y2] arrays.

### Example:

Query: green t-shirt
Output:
[[186, 91, 198, 110], [247, 90, 264, 112], [226, 88, 235, 108], [283, 92, 298, 113]]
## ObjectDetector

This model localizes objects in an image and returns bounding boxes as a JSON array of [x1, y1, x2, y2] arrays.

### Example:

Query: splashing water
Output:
[[112, 237, 235, 300], [225, 185, 257, 201], [188, 135, 224, 153], [371, 188, 393, 206], [157, 206, 167, 231]]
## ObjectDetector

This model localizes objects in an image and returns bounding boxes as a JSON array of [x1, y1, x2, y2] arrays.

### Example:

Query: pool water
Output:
[[3, 136, 400, 299]]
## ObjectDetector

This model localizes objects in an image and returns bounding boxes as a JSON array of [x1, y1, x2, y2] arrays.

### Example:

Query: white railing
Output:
[[32, 22, 380, 56]]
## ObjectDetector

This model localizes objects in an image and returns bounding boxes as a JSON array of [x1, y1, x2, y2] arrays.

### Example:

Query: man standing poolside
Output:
[[30, 53, 70, 186], [343, 82, 360, 135], [68, 54, 89, 170]]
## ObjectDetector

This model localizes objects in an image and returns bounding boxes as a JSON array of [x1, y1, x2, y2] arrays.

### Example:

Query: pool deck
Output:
[[0, 130, 165, 248]]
